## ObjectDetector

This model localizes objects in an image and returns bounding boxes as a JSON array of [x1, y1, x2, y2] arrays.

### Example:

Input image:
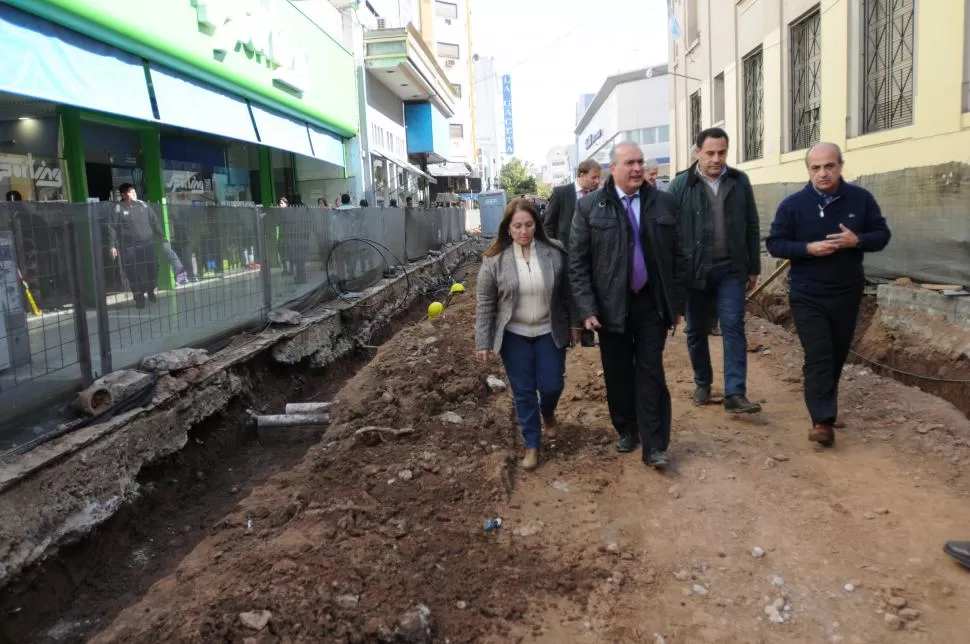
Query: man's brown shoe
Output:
[[520, 448, 539, 471], [833, 419, 846, 429], [542, 414, 558, 440], [809, 424, 835, 447]]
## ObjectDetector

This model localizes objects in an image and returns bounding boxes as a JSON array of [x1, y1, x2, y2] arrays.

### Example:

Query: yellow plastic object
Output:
[[427, 301, 444, 318], [449, 282, 465, 295]]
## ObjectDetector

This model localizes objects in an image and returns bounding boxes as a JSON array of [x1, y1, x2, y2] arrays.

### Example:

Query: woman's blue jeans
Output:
[[499, 331, 566, 449]]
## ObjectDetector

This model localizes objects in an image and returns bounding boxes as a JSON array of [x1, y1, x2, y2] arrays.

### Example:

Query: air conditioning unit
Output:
[[377, 17, 386, 28], [444, 18, 452, 25], [445, 59, 456, 67]]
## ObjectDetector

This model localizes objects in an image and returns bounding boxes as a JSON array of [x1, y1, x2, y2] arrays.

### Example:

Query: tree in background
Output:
[[536, 182, 553, 200], [499, 158, 538, 197]]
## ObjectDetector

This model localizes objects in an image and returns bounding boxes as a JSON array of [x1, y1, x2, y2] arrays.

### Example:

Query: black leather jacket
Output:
[[568, 177, 688, 333]]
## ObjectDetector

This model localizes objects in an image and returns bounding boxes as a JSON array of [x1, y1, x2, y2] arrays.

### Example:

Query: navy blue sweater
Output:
[[766, 181, 891, 295]]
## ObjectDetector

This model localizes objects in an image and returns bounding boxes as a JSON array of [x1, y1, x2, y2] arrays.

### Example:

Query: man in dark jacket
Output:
[[569, 141, 688, 468], [543, 158, 602, 246], [766, 142, 890, 447], [109, 183, 164, 309], [668, 127, 762, 414]]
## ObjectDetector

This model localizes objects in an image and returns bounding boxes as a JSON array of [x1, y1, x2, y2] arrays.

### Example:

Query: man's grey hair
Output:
[[609, 140, 643, 164], [644, 158, 659, 171], [805, 142, 844, 166]]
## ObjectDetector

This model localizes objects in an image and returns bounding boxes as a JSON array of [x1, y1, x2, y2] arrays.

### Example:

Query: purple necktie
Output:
[[624, 195, 648, 293]]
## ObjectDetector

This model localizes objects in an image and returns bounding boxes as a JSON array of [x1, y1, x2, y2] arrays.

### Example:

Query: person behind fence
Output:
[[569, 141, 688, 469], [766, 142, 891, 448], [475, 198, 572, 472], [109, 184, 173, 308], [668, 127, 762, 414]]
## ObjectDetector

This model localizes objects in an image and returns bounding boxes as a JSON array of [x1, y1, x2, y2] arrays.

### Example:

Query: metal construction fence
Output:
[[0, 201, 465, 440]]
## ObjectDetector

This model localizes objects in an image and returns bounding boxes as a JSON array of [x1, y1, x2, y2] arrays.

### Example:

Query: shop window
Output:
[[437, 42, 460, 60], [0, 113, 65, 201], [435, 1, 459, 20]]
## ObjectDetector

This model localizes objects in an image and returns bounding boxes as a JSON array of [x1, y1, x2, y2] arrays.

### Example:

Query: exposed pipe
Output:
[[256, 413, 331, 428], [284, 402, 334, 414]]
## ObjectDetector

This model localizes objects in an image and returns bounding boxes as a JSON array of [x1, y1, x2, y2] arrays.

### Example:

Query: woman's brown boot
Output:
[[520, 448, 539, 471]]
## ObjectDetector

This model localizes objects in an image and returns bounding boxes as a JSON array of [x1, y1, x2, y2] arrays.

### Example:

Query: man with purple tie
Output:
[[569, 141, 688, 469]]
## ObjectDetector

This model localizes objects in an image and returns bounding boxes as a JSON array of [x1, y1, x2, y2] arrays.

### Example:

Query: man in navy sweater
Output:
[[766, 143, 891, 447]]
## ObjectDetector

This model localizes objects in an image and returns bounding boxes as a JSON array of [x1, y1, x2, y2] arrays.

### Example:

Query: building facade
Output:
[[0, 0, 356, 207], [542, 146, 572, 186], [574, 66, 671, 177], [666, 0, 970, 285], [473, 54, 502, 191]]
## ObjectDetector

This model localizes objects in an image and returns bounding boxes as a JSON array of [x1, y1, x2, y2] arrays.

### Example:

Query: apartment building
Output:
[[542, 146, 572, 186], [666, 0, 970, 284], [425, 0, 478, 188], [473, 53, 502, 191]]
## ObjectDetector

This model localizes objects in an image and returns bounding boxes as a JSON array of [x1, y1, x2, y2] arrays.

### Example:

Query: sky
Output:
[[471, 0, 669, 168]]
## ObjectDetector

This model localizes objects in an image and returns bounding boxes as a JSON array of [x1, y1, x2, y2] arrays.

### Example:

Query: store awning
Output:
[[427, 161, 471, 178], [251, 104, 314, 158], [307, 124, 345, 168], [148, 64, 259, 144], [0, 3, 154, 121], [373, 150, 436, 184]]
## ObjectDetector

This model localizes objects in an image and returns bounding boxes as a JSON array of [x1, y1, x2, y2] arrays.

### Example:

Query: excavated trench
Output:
[[0, 297, 433, 644], [749, 289, 970, 419]]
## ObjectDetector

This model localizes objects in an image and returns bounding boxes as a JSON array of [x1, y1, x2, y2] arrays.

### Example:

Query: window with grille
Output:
[[437, 42, 460, 59], [743, 47, 764, 161], [713, 73, 725, 123], [450, 124, 464, 139], [435, 2, 459, 20], [689, 91, 702, 148], [862, 0, 914, 134], [790, 8, 821, 150]]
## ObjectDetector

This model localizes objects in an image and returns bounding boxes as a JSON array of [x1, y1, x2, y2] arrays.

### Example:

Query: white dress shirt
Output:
[[615, 185, 640, 225]]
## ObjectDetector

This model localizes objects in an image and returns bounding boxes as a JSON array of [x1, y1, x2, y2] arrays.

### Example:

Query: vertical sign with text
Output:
[[502, 74, 514, 155]]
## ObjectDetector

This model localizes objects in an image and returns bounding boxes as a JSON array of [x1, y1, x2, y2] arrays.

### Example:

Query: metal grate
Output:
[[743, 47, 764, 161], [790, 8, 822, 150], [862, 0, 914, 134], [689, 90, 702, 149]]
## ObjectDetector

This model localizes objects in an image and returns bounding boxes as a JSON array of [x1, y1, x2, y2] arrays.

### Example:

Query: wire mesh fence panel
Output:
[[94, 202, 266, 366], [325, 208, 392, 297], [405, 208, 433, 261], [0, 202, 90, 429], [264, 205, 332, 309]]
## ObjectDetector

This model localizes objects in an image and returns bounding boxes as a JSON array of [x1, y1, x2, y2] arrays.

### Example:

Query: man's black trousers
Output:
[[789, 287, 862, 426], [597, 288, 671, 458]]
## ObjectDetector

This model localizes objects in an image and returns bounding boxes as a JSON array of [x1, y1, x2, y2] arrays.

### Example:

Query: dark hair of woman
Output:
[[483, 198, 556, 258]]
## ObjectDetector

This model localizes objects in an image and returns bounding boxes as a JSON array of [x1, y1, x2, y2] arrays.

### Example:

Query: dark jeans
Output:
[[789, 287, 862, 426], [685, 261, 748, 396], [499, 331, 566, 449], [598, 288, 671, 458], [121, 242, 157, 299]]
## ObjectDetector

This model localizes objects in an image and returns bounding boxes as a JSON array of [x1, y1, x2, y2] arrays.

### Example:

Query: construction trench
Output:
[[2, 243, 970, 643]]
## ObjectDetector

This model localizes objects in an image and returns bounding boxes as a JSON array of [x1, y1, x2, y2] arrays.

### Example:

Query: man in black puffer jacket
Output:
[[569, 141, 688, 469]]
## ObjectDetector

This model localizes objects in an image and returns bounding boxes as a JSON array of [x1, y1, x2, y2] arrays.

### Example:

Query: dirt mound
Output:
[[90, 289, 608, 643]]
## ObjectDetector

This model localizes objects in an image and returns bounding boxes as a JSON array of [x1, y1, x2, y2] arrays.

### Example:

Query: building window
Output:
[[686, 0, 699, 44], [689, 90, 702, 148], [862, 0, 914, 134], [437, 42, 460, 59], [712, 73, 725, 123], [790, 8, 821, 150], [742, 47, 764, 161], [657, 125, 670, 143], [435, 1, 459, 20], [450, 124, 464, 139], [452, 83, 462, 98]]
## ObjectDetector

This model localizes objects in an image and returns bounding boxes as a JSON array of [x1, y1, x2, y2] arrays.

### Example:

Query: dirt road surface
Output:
[[86, 288, 970, 643]]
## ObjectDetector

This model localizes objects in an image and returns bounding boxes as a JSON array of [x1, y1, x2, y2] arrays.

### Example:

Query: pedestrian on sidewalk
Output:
[[568, 141, 688, 470], [475, 198, 573, 471], [543, 158, 602, 347], [668, 127, 763, 414], [109, 184, 184, 308], [766, 142, 891, 447]]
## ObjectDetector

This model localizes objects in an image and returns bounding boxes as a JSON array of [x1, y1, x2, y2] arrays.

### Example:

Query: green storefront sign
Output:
[[4, 0, 358, 137]]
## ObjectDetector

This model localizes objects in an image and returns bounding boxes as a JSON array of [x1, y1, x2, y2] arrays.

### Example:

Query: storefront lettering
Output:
[[585, 129, 603, 151], [166, 171, 213, 192], [194, 0, 310, 95], [0, 154, 63, 188]]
